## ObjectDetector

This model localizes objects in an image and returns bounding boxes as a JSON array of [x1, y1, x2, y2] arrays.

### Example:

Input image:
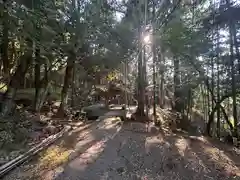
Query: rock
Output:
[[52, 102, 61, 108], [43, 125, 57, 135], [15, 99, 32, 107], [72, 111, 83, 121], [0, 156, 8, 165], [223, 134, 233, 145], [9, 151, 20, 159], [46, 112, 53, 117], [32, 115, 48, 126], [30, 131, 43, 141], [40, 105, 51, 113], [82, 104, 108, 120], [116, 167, 125, 174], [149, 125, 159, 133]]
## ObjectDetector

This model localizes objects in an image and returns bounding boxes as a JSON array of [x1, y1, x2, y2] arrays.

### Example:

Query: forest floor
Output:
[[0, 108, 84, 165], [2, 113, 240, 180]]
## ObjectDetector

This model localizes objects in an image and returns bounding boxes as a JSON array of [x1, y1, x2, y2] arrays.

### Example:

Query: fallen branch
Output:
[[0, 125, 71, 178]]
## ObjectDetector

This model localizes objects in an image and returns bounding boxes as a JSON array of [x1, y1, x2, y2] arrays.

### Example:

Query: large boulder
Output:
[[82, 103, 109, 120]]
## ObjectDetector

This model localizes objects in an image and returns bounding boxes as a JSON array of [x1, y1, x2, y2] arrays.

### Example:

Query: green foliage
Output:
[[0, 0, 239, 139], [0, 0, 128, 87]]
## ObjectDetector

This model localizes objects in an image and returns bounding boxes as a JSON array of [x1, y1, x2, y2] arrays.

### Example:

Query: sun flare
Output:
[[143, 34, 151, 44]]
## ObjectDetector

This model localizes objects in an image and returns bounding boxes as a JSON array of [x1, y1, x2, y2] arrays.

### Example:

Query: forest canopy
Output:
[[0, 0, 240, 140]]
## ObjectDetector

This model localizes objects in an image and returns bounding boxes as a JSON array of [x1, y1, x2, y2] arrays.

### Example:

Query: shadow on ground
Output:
[[2, 117, 240, 180], [52, 121, 240, 180]]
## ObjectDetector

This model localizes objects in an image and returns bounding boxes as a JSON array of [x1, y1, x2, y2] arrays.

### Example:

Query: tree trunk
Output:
[[206, 92, 237, 135], [1, 52, 32, 116], [181, 52, 232, 136], [160, 52, 165, 108], [173, 57, 181, 112], [151, 4, 157, 123], [229, 21, 238, 137], [35, 84, 51, 112], [34, 46, 41, 111], [143, 44, 147, 113], [1, 1, 10, 81], [211, 53, 214, 113], [34, 62, 50, 112], [233, 26, 240, 74], [203, 78, 233, 136], [136, 45, 145, 117], [216, 27, 221, 139], [152, 40, 157, 123], [71, 63, 75, 108], [57, 55, 74, 117], [187, 88, 192, 120], [225, 0, 238, 138]]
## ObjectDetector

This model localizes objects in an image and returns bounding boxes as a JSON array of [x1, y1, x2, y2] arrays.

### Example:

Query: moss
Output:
[[38, 145, 72, 169], [0, 83, 7, 93]]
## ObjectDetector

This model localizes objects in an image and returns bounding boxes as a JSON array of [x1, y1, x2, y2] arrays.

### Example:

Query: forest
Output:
[[0, 0, 240, 179]]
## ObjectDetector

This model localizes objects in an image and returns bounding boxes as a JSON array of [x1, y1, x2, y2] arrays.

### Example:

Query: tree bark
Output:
[[152, 44, 157, 123], [187, 88, 192, 120], [34, 62, 50, 112], [225, 0, 238, 138], [136, 46, 145, 117], [71, 63, 75, 108], [143, 47, 148, 115], [206, 92, 240, 135], [152, 4, 157, 124], [216, 27, 221, 138], [173, 57, 181, 112], [229, 21, 238, 137], [181, 53, 233, 136], [1, 0, 10, 80], [159, 52, 165, 108], [34, 46, 41, 111], [232, 25, 240, 74], [1, 52, 32, 116], [57, 55, 74, 117]]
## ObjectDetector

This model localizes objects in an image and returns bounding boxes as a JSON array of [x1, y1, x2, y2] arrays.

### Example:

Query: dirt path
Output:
[[3, 119, 240, 180]]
